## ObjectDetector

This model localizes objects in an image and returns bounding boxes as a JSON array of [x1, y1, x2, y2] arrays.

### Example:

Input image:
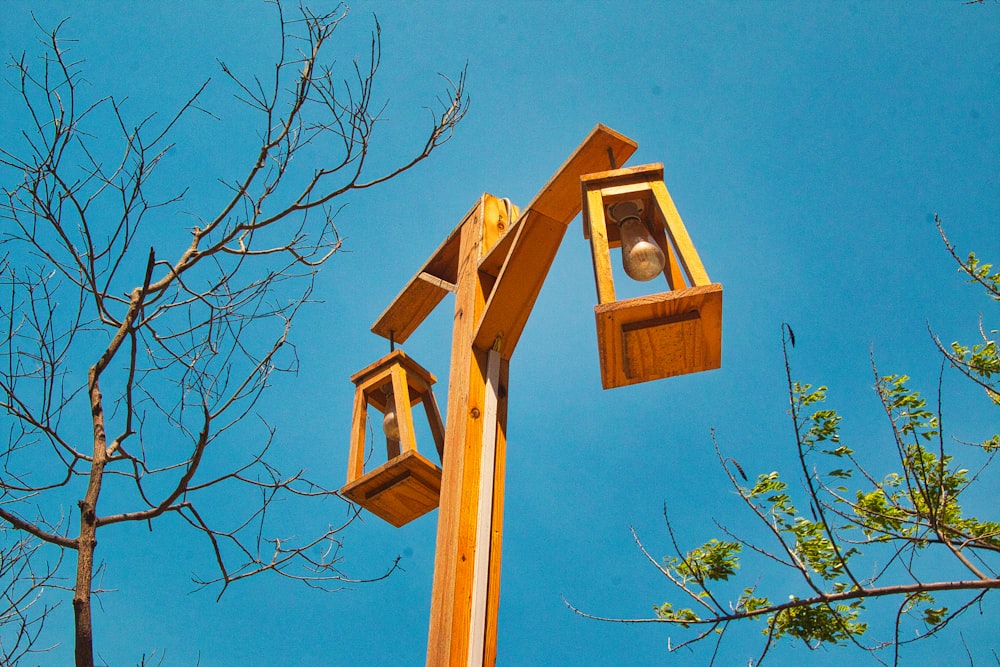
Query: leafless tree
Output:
[[0, 4, 466, 665]]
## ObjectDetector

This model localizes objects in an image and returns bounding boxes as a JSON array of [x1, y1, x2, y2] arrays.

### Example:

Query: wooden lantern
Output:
[[341, 350, 445, 527], [582, 163, 723, 389]]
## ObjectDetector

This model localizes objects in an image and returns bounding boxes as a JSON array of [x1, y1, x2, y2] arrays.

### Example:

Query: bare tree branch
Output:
[[0, 4, 467, 664]]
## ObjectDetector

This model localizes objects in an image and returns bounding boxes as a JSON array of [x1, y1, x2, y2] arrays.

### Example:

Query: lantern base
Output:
[[340, 449, 442, 527], [595, 283, 722, 389]]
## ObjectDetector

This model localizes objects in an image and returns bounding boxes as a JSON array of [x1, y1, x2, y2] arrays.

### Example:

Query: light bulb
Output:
[[611, 201, 665, 281], [382, 390, 400, 440]]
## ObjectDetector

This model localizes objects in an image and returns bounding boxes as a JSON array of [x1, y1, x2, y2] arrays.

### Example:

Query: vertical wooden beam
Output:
[[583, 187, 616, 305], [426, 198, 509, 667], [467, 347, 502, 665], [427, 202, 482, 666], [347, 388, 368, 483], [482, 355, 508, 667], [650, 180, 711, 287]]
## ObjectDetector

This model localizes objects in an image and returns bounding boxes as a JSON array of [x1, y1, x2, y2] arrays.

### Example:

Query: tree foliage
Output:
[[572, 220, 999, 665], [0, 4, 466, 664]]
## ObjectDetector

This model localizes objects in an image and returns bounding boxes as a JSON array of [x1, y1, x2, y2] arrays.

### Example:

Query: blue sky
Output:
[[1, 1, 998, 665]]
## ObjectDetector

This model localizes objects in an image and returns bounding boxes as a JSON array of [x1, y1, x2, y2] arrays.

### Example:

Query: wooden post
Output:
[[426, 199, 510, 666], [369, 126, 639, 666]]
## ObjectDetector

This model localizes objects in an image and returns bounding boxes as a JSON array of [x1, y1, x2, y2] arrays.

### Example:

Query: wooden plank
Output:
[[340, 449, 442, 527], [583, 187, 616, 305], [371, 201, 473, 343], [594, 283, 723, 389], [391, 364, 417, 455], [418, 272, 457, 293], [421, 388, 446, 462], [442, 348, 489, 664], [650, 180, 711, 287], [371, 270, 453, 344], [474, 125, 638, 356], [473, 210, 565, 356], [346, 386, 369, 483], [651, 223, 686, 291], [467, 347, 502, 666], [482, 356, 509, 667], [529, 124, 638, 224], [427, 207, 485, 666]]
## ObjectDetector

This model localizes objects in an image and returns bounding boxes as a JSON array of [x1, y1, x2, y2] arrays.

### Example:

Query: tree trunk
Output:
[[73, 508, 97, 667], [75, 369, 109, 667]]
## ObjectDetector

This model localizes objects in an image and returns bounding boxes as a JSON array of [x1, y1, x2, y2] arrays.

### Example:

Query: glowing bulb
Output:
[[382, 390, 400, 440], [611, 201, 665, 282]]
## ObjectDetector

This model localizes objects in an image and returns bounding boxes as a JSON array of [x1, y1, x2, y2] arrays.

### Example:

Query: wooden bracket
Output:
[[371, 194, 517, 344], [473, 125, 638, 357]]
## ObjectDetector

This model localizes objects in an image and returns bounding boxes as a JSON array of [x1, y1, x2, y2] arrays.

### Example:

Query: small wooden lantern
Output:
[[342, 350, 445, 527], [582, 163, 723, 389]]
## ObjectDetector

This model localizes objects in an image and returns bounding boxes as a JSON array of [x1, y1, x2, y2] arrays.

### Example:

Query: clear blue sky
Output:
[[1, 2, 998, 665]]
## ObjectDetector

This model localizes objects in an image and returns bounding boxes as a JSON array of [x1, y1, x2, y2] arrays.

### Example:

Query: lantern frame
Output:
[[341, 349, 445, 527], [582, 163, 723, 389]]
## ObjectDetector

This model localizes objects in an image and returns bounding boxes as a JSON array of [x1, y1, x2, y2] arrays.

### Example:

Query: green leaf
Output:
[[768, 601, 867, 645], [668, 539, 742, 583], [922, 607, 949, 626], [655, 602, 700, 628]]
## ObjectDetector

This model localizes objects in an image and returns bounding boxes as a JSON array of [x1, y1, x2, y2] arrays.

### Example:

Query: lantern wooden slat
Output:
[[594, 284, 723, 387], [341, 449, 443, 528], [582, 163, 723, 389], [341, 349, 444, 527]]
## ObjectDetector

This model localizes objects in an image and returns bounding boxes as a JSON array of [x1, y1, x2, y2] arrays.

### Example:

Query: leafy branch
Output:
[[570, 228, 999, 666]]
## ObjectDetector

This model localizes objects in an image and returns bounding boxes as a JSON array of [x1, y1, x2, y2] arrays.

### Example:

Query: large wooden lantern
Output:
[[582, 163, 723, 389], [341, 350, 445, 527]]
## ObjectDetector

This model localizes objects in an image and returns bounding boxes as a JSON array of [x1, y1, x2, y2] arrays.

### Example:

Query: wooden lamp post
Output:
[[340, 125, 722, 665]]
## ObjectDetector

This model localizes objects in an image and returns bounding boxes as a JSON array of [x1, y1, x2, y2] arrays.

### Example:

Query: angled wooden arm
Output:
[[371, 210, 465, 344], [473, 124, 638, 356]]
